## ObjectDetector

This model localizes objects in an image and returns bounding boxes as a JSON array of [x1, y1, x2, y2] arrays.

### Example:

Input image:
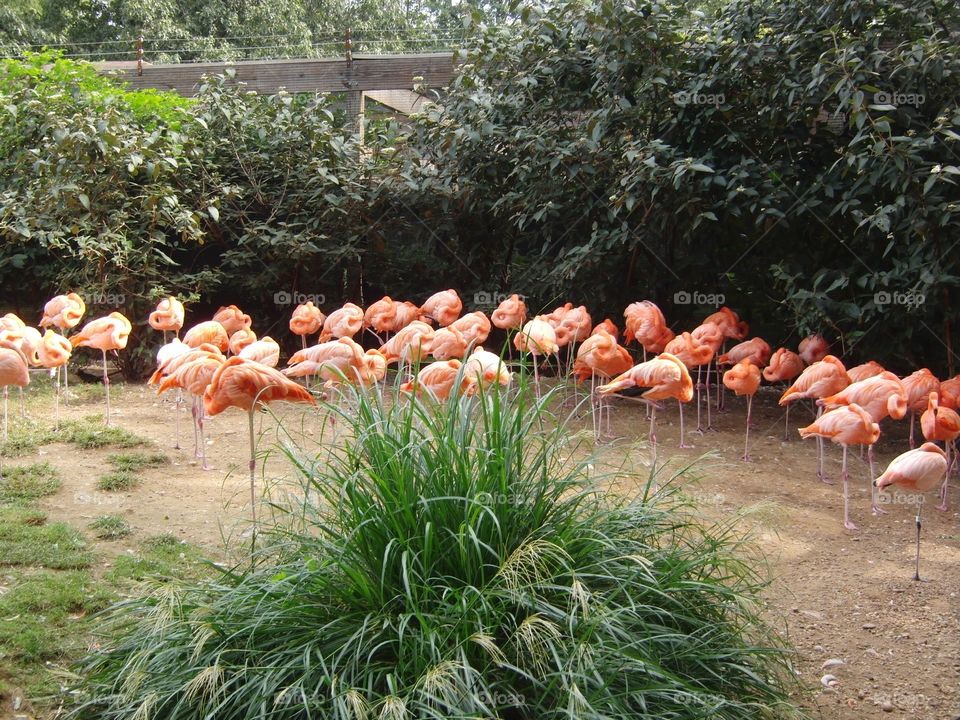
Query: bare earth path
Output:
[[6, 379, 959, 719]]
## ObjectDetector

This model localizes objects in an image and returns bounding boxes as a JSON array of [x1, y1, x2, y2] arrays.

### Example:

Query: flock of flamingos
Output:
[[0, 288, 956, 578]]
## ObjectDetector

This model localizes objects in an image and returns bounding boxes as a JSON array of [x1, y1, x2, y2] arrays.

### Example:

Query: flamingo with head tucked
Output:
[[874, 443, 948, 581], [71, 312, 131, 425]]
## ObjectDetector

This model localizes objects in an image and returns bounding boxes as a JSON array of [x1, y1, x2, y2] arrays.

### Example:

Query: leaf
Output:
[[207, 206, 219, 221], [78, 193, 90, 210]]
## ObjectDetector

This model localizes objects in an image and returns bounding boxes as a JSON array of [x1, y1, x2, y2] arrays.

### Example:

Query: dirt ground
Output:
[[7, 375, 960, 719]]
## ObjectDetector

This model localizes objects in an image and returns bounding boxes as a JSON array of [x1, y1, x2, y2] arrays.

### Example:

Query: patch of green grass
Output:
[[0, 516, 92, 569], [0, 569, 113, 697], [0, 461, 62, 501], [0, 505, 47, 525], [0, 418, 55, 458], [59, 416, 148, 449], [106, 451, 169, 472], [105, 533, 207, 584], [95, 470, 139, 492], [88, 515, 132, 540]]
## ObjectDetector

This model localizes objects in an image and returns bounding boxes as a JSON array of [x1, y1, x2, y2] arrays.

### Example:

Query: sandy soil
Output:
[[3, 376, 959, 719]]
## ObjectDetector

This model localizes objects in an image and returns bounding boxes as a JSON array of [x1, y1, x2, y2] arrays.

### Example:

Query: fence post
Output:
[[343, 28, 364, 138]]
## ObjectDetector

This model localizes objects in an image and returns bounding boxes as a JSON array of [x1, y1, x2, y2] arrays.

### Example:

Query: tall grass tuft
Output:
[[71, 382, 801, 719]]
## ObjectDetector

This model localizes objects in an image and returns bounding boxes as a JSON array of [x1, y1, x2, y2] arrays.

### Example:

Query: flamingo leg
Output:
[[102, 349, 111, 425], [815, 405, 831, 483], [1, 387, 5, 479], [842, 445, 857, 530], [783, 402, 790, 441], [191, 396, 201, 458], [695, 365, 703, 433], [648, 405, 657, 446], [869, 445, 887, 515], [174, 389, 182, 450], [301, 335, 307, 350], [590, 370, 598, 443], [935, 441, 951, 511], [53, 372, 60, 431], [198, 407, 209, 471], [705, 362, 714, 431], [532, 354, 541, 399], [248, 406, 258, 529], [18, 387, 24, 418], [909, 411, 916, 449], [742, 395, 752, 462], [913, 501, 923, 582], [679, 399, 691, 448]]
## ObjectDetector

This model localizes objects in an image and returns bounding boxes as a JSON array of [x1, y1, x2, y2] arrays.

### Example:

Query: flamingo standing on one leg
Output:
[[148, 296, 185, 343], [290, 301, 326, 349], [35, 330, 72, 430], [70, 312, 131, 425], [362, 297, 395, 344], [597, 352, 693, 454], [779, 355, 850, 483], [874, 443, 948, 581], [819, 371, 907, 515], [204, 357, 315, 525], [763, 347, 804, 439], [514, 317, 559, 399], [664, 331, 714, 444], [799, 404, 880, 530], [845, 360, 887, 384], [920, 392, 960, 511], [319, 303, 365, 342], [723, 359, 761, 461], [212, 305, 252, 337]]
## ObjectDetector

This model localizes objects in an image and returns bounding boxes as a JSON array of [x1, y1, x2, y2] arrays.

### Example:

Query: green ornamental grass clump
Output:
[[72, 382, 800, 719]]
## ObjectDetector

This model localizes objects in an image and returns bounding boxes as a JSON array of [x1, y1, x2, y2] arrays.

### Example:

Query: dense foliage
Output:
[[0, 0, 496, 60], [72, 384, 798, 718], [1, 0, 959, 374]]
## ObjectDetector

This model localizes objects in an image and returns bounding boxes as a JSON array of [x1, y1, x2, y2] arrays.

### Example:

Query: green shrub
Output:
[[72, 383, 799, 718]]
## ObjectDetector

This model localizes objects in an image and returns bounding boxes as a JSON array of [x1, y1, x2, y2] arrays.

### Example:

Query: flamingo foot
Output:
[[844, 519, 858, 531], [818, 473, 835, 485], [680, 442, 694, 449], [742, 453, 751, 463], [934, 501, 947, 512], [871, 503, 888, 516]]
